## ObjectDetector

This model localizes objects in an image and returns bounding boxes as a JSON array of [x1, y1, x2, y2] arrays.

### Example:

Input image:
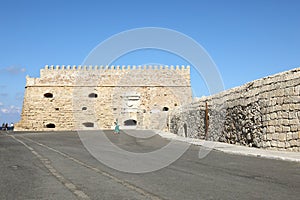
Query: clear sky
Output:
[[0, 0, 299, 123]]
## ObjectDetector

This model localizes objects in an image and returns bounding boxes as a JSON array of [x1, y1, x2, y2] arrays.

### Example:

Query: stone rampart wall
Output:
[[169, 67, 300, 151]]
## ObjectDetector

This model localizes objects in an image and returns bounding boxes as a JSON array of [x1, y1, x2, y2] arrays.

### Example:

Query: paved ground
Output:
[[0, 130, 299, 200]]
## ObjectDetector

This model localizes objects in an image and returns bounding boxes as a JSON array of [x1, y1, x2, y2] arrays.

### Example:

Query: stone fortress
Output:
[[16, 65, 300, 151], [15, 65, 192, 131]]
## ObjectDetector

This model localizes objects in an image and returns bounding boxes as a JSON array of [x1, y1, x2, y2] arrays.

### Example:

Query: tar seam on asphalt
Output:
[[18, 135, 163, 200], [8, 134, 90, 200]]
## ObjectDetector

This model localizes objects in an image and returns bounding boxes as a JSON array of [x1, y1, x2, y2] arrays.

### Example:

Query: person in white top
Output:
[[10, 122, 14, 131]]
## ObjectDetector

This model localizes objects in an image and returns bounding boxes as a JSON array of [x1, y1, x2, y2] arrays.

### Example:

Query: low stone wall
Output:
[[169, 67, 300, 151]]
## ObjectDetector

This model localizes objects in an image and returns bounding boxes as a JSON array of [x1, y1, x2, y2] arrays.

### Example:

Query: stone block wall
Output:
[[169, 67, 300, 151]]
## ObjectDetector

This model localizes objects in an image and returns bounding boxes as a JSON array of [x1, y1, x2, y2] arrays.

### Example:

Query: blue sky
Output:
[[0, 0, 299, 123]]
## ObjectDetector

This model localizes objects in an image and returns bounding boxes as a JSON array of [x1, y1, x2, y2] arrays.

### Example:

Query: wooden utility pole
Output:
[[205, 101, 209, 139]]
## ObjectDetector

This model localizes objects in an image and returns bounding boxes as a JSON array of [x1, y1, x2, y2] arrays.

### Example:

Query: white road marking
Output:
[[9, 134, 90, 200], [20, 135, 163, 200]]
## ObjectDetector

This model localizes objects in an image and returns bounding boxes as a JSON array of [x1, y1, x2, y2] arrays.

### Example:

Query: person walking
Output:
[[114, 121, 120, 134], [10, 122, 14, 131]]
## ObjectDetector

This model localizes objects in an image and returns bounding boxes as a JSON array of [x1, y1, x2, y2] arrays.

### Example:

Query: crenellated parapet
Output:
[[26, 64, 192, 87], [43, 65, 190, 70]]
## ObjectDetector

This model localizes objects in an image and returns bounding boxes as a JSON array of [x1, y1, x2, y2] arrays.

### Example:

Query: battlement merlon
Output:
[[25, 75, 37, 87]]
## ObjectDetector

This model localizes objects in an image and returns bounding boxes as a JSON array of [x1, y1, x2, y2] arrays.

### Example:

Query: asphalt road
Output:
[[0, 130, 299, 200]]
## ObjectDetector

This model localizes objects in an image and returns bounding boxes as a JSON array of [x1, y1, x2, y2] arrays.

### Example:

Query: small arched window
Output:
[[162, 107, 169, 111], [82, 107, 87, 111], [44, 93, 53, 98], [88, 93, 98, 98], [46, 123, 55, 128]]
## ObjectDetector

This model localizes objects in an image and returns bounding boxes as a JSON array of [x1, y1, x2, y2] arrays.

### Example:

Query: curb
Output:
[[156, 131, 300, 163]]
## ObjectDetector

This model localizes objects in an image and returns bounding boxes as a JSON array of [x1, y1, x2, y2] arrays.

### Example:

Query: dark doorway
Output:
[[124, 119, 137, 126]]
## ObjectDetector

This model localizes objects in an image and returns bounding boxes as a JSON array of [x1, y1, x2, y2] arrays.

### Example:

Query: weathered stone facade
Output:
[[169, 67, 300, 151], [15, 65, 192, 131]]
